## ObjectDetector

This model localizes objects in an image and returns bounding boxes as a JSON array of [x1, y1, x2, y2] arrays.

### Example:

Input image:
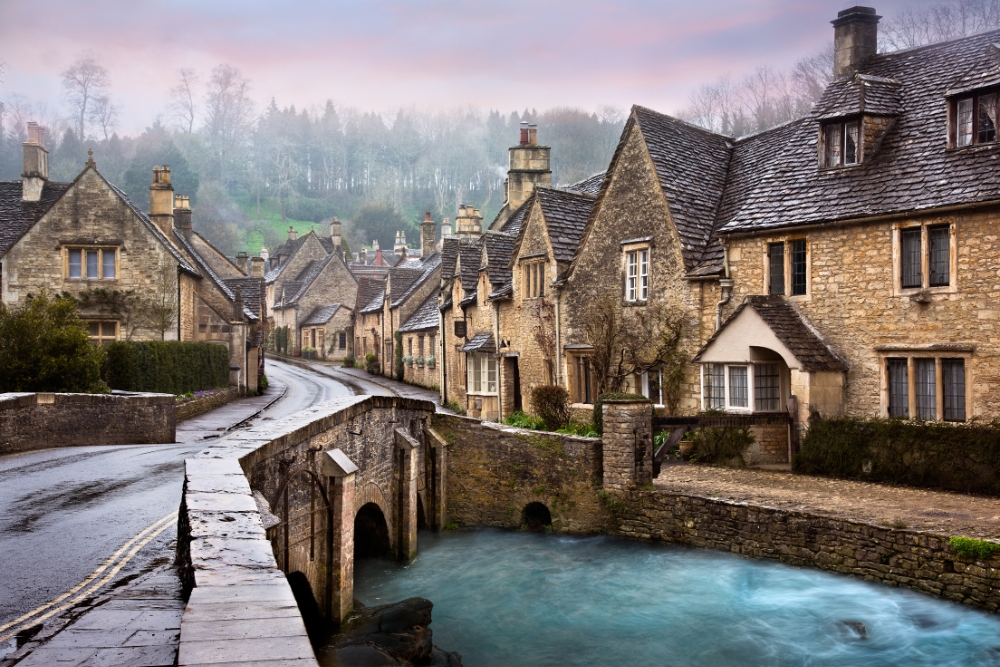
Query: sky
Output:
[[0, 0, 935, 135]]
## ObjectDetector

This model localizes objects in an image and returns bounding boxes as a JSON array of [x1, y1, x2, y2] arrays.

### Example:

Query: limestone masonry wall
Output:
[[432, 413, 613, 533], [175, 387, 240, 422], [0, 391, 175, 454], [616, 491, 1000, 612]]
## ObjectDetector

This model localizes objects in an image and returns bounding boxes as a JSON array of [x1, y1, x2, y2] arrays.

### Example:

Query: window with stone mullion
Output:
[[887, 358, 909, 418], [928, 226, 950, 287], [943, 359, 966, 422], [790, 240, 807, 296], [768, 243, 784, 295], [915, 358, 936, 420], [900, 229, 923, 289]]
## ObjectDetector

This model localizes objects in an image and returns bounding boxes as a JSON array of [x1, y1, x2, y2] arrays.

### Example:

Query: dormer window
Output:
[[823, 120, 860, 167], [954, 92, 998, 147]]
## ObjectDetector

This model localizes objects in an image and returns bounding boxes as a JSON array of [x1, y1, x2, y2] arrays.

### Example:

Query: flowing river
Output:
[[345, 529, 1000, 667]]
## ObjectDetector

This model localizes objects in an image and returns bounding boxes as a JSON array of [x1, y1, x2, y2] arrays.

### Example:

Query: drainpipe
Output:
[[440, 305, 447, 405], [494, 300, 501, 421], [553, 285, 562, 387], [715, 278, 734, 332]]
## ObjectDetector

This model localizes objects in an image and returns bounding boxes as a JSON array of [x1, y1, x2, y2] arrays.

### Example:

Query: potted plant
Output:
[[678, 431, 696, 458], [404, 354, 414, 367], [426, 354, 436, 369], [414, 355, 424, 367]]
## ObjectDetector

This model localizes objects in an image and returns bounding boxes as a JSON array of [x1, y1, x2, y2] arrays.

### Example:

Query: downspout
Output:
[[494, 300, 501, 421], [553, 284, 562, 387], [440, 305, 447, 405], [715, 278, 733, 332], [177, 265, 182, 340]]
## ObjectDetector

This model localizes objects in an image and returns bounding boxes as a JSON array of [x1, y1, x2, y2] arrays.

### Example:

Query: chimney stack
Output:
[[173, 195, 193, 237], [233, 285, 244, 321], [455, 203, 483, 240], [287, 226, 298, 241], [149, 166, 175, 237], [330, 217, 341, 252], [260, 247, 270, 263], [832, 6, 881, 78], [360, 247, 368, 264], [21, 122, 49, 202], [250, 256, 265, 277], [441, 217, 453, 239], [506, 124, 551, 209], [394, 230, 407, 256], [421, 211, 437, 259]]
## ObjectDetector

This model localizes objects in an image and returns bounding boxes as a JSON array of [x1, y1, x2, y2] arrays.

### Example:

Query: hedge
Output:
[[103, 341, 230, 394], [795, 416, 1000, 495]]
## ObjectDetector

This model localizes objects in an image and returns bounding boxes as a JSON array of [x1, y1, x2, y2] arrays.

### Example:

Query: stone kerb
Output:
[[176, 394, 435, 666], [601, 398, 653, 491], [0, 391, 176, 455]]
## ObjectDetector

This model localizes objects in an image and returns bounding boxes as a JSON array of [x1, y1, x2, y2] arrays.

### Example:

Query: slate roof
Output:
[[275, 281, 303, 308], [564, 171, 606, 195], [535, 187, 597, 264], [814, 74, 903, 119], [719, 30, 1000, 235], [460, 332, 495, 354], [301, 304, 343, 327], [357, 276, 386, 314], [482, 232, 516, 286], [222, 277, 265, 319], [174, 230, 257, 320], [397, 293, 439, 333], [0, 181, 71, 255], [105, 180, 199, 276], [458, 242, 482, 292], [497, 199, 529, 236], [694, 295, 846, 372], [632, 106, 733, 273], [390, 253, 441, 308]]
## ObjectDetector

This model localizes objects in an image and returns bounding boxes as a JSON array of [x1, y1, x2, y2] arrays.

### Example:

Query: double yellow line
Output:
[[0, 511, 177, 644]]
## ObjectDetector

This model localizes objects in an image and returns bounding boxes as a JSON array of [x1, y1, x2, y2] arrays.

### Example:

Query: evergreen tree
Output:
[[122, 121, 200, 210]]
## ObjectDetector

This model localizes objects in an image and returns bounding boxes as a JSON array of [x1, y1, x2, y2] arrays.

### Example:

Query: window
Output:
[[954, 92, 999, 147], [701, 363, 785, 413], [467, 353, 497, 395], [418, 335, 424, 357], [339, 332, 347, 350], [884, 356, 967, 421], [522, 260, 546, 299], [765, 239, 808, 297], [624, 368, 663, 406], [86, 321, 118, 347], [67, 247, 116, 280], [823, 120, 860, 167], [571, 355, 594, 404], [896, 224, 952, 291], [625, 248, 649, 302]]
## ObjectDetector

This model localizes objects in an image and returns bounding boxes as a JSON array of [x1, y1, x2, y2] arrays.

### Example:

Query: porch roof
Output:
[[693, 295, 846, 372], [461, 332, 495, 354]]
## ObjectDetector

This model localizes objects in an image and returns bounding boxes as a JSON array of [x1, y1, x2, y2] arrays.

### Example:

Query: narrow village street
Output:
[[0, 359, 354, 658]]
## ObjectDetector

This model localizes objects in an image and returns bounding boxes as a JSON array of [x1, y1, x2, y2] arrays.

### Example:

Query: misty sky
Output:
[[1, 1, 935, 134]]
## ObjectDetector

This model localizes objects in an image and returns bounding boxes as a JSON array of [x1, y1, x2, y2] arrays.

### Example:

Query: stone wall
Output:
[[615, 490, 1000, 612], [0, 391, 175, 454], [175, 387, 241, 422], [432, 413, 613, 533]]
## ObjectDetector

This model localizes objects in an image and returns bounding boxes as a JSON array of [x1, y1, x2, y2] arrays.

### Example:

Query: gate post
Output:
[[394, 428, 420, 561], [322, 449, 357, 624], [601, 397, 653, 490]]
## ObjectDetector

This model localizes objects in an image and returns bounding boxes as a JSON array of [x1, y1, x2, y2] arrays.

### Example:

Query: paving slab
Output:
[[178, 635, 315, 665], [178, 616, 308, 643]]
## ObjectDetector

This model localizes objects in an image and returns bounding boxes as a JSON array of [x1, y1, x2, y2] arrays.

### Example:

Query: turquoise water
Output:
[[351, 529, 1000, 667]]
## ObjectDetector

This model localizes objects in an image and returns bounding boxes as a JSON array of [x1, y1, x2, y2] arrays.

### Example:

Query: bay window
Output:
[[701, 363, 785, 413]]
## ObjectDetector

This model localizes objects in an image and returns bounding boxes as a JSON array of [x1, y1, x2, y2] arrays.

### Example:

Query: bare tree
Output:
[[881, 0, 1000, 50], [91, 94, 119, 140], [204, 64, 254, 183], [140, 263, 178, 340], [529, 298, 557, 384], [61, 53, 109, 140], [170, 68, 198, 134]]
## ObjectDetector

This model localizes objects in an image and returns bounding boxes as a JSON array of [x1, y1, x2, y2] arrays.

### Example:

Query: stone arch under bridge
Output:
[[246, 395, 447, 624]]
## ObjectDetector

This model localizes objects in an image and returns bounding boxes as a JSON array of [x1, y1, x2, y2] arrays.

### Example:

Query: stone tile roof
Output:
[[482, 232, 516, 286], [390, 253, 441, 308], [632, 106, 734, 273], [105, 180, 200, 277], [460, 331, 495, 354], [397, 293, 439, 333], [535, 187, 597, 264], [301, 304, 343, 327], [497, 200, 529, 236], [222, 277, 265, 319], [458, 242, 482, 292], [564, 171, 606, 195], [695, 295, 846, 372], [440, 236, 478, 283], [0, 181, 71, 255], [720, 30, 1000, 236], [275, 280, 302, 309], [814, 74, 903, 120], [357, 277, 386, 314], [173, 231, 257, 320]]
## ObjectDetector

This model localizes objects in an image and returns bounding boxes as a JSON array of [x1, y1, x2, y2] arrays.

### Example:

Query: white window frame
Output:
[[699, 363, 786, 414], [624, 246, 650, 302], [66, 246, 117, 280], [466, 353, 498, 396]]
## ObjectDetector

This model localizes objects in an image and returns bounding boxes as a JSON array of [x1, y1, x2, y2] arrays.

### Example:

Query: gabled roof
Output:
[[222, 277, 265, 319], [0, 181, 71, 256], [174, 230, 256, 320], [534, 187, 596, 264], [358, 276, 386, 314], [440, 236, 478, 282], [457, 242, 482, 292], [389, 253, 441, 308], [104, 178, 198, 276], [814, 73, 903, 119], [564, 171, 606, 196], [301, 304, 345, 327], [694, 295, 846, 372], [481, 232, 516, 286], [460, 331, 495, 354], [397, 292, 439, 333], [387, 266, 424, 305], [720, 30, 1000, 236]]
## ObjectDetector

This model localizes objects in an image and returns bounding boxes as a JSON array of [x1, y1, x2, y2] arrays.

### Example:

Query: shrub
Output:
[[260, 373, 269, 391], [103, 341, 229, 394], [556, 422, 599, 437], [0, 293, 107, 393], [690, 413, 755, 465], [393, 331, 404, 380], [531, 385, 571, 430], [950, 536, 1000, 560], [365, 353, 380, 375], [503, 410, 547, 430], [342, 355, 356, 368], [795, 416, 1000, 495]]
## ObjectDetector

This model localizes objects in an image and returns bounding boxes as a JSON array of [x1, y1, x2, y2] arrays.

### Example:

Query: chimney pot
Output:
[[173, 195, 193, 232], [519, 121, 529, 145], [528, 125, 538, 146], [832, 6, 881, 77]]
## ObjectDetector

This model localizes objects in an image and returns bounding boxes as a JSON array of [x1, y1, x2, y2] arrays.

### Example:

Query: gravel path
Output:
[[655, 463, 1000, 540]]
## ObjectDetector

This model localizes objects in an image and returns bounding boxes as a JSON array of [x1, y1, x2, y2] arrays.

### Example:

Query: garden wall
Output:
[[0, 391, 175, 454], [175, 388, 241, 422]]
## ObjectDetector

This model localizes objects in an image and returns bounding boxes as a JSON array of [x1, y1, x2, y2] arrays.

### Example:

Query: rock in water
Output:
[[321, 597, 463, 667], [842, 620, 868, 639]]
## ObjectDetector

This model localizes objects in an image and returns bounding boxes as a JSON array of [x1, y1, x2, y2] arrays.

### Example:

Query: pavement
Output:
[[0, 359, 355, 667]]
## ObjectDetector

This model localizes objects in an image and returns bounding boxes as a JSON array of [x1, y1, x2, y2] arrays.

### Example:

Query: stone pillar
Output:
[[601, 398, 653, 490], [322, 449, 358, 624], [394, 428, 420, 561], [427, 427, 450, 531]]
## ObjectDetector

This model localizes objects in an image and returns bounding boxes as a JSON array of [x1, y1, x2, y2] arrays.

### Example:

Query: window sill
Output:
[[893, 285, 957, 298], [622, 299, 649, 308]]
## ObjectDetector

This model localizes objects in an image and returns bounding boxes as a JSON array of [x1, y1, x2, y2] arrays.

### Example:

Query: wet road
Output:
[[0, 359, 352, 632]]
